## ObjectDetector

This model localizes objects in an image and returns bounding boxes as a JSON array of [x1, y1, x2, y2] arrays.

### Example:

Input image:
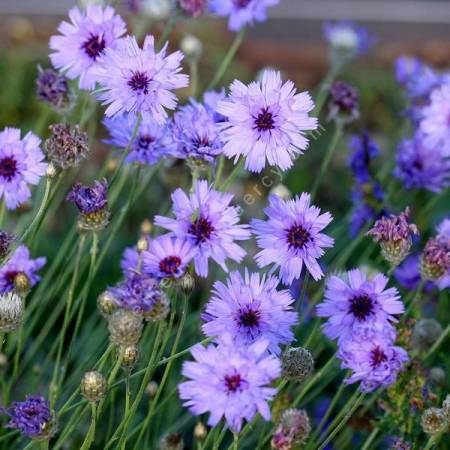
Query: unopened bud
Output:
[[269, 184, 291, 200], [46, 162, 57, 178], [194, 422, 207, 441], [179, 273, 195, 294], [429, 367, 446, 386], [143, 293, 170, 323], [140, 220, 152, 235], [14, 272, 30, 296], [80, 370, 106, 403], [180, 34, 203, 62], [137, 236, 149, 252], [121, 345, 139, 370], [108, 310, 143, 346], [97, 291, 118, 317], [281, 347, 314, 383], [145, 381, 159, 397]]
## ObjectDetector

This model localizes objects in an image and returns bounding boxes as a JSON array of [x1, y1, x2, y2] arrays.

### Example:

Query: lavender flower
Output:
[[394, 254, 422, 291], [142, 235, 195, 279], [316, 269, 404, 343], [178, 0, 207, 17], [217, 70, 318, 173], [167, 100, 223, 164], [67, 179, 109, 230], [3, 395, 56, 440], [49, 5, 126, 90], [154, 180, 250, 277], [0, 127, 47, 210], [203, 89, 227, 122], [435, 218, 450, 289], [202, 270, 298, 354], [95, 35, 189, 123], [394, 133, 450, 193], [103, 114, 171, 165], [367, 208, 418, 266], [209, 0, 280, 32], [338, 329, 409, 392], [328, 81, 359, 124], [36, 67, 70, 112], [348, 133, 379, 184], [120, 245, 142, 277], [178, 335, 280, 432], [251, 193, 334, 285], [0, 231, 15, 259], [0, 245, 46, 294]]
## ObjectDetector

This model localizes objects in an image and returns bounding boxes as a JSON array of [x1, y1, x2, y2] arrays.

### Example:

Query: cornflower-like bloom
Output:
[[0, 245, 46, 294], [435, 218, 450, 289], [251, 193, 334, 285], [178, 336, 280, 432], [3, 395, 56, 440], [271, 409, 311, 450], [0, 230, 15, 259], [216, 70, 318, 173], [328, 80, 359, 124], [36, 67, 70, 112], [178, 0, 207, 17], [95, 35, 189, 123], [202, 270, 298, 354], [143, 235, 195, 280], [155, 180, 250, 277], [420, 234, 450, 281], [316, 269, 404, 342], [67, 179, 110, 230], [167, 100, 223, 164], [103, 114, 171, 166], [394, 133, 450, 193], [209, 0, 280, 32], [45, 123, 89, 170], [367, 208, 418, 266], [0, 127, 47, 210], [338, 329, 409, 392], [420, 82, 450, 156], [0, 292, 23, 332], [49, 5, 126, 90]]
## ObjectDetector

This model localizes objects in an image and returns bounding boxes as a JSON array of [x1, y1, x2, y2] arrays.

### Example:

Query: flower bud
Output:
[[269, 184, 291, 200], [281, 347, 314, 383], [140, 219, 153, 235], [0, 292, 24, 332], [97, 291, 118, 317], [429, 367, 446, 386], [421, 407, 447, 435], [328, 81, 359, 124], [143, 293, 170, 323], [179, 273, 195, 294], [411, 319, 443, 352], [46, 162, 57, 179], [193, 422, 207, 441], [14, 272, 30, 296], [420, 235, 450, 280], [159, 432, 184, 450], [80, 370, 107, 403], [36, 67, 71, 113], [271, 409, 311, 449], [108, 310, 143, 346], [145, 381, 159, 397], [137, 236, 149, 252], [120, 345, 139, 371], [180, 34, 203, 62]]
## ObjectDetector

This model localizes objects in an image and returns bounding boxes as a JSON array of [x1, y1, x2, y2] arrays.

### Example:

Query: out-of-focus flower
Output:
[[80, 371, 107, 402], [3, 395, 56, 440], [67, 179, 110, 231], [428, 367, 445, 386], [0, 245, 46, 294], [217, 70, 318, 173], [209, 0, 280, 32], [45, 123, 89, 170], [411, 319, 443, 352], [281, 347, 314, 383], [180, 34, 203, 62], [202, 270, 298, 354], [271, 408, 311, 450], [348, 132, 379, 184], [179, 336, 280, 432], [0, 231, 15, 260], [36, 67, 71, 112], [367, 208, 418, 266], [269, 184, 291, 200], [328, 80, 359, 124], [178, 0, 207, 18], [96, 36, 189, 123], [394, 133, 450, 193], [421, 407, 447, 435], [203, 89, 227, 123], [49, 5, 126, 90], [435, 218, 450, 289], [251, 193, 334, 285], [390, 437, 412, 450], [155, 180, 250, 277], [0, 292, 23, 332], [420, 234, 450, 281], [0, 127, 47, 210], [143, 235, 195, 280], [394, 254, 435, 292], [316, 269, 404, 343], [141, 0, 171, 20], [108, 309, 143, 346], [103, 114, 171, 166]]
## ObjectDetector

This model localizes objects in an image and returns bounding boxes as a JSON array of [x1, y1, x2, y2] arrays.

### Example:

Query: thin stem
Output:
[[214, 156, 225, 188], [426, 321, 450, 359], [0, 199, 5, 228], [79, 403, 97, 450], [423, 431, 444, 450], [360, 426, 380, 450], [220, 158, 244, 191]]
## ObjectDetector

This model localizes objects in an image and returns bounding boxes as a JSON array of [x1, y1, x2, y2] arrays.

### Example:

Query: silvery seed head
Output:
[[281, 347, 314, 383], [80, 371, 107, 403], [421, 407, 447, 435], [0, 292, 24, 332], [108, 310, 143, 346], [120, 345, 139, 370]]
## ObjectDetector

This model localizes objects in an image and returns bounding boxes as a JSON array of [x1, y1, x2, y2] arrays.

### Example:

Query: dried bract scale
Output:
[[97, 290, 118, 317], [108, 309, 143, 346], [281, 347, 314, 383], [420, 235, 450, 280], [0, 292, 24, 332], [45, 123, 89, 170], [271, 408, 311, 450], [421, 407, 447, 435], [80, 370, 107, 403]]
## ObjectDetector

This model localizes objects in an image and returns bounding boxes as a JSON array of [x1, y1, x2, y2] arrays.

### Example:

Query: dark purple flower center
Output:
[[193, 136, 211, 149], [159, 256, 182, 274], [189, 217, 214, 244], [254, 107, 275, 132], [137, 135, 155, 150], [128, 71, 151, 94], [224, 373, 244, 393], [233, 0, 252, 8], [5, 271, 18, 284], [370, 346, 388, 367], [81, 34, 106, 60], [287, 224, 311, 249], [349, 294, 374, 321], [238, 306, 261, 328], [0, 156, 18, 181]]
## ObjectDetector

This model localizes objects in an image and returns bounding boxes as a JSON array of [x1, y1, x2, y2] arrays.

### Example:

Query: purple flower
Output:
[[251, 193, 334, 285], [338, 329, 409, 392], [420, 82, 450, 156], [217, 70, 318, 173], [348, 133, 379, 184], [178, 335, 280, 432], [421, 234, 450, 281], [323, 21, 375, 56], [202, 270, 298, 354], [67, 178, 108, 215], [167, 100, 223, 162], [95, 35, 189, 123], [154, 180, 250, 277], [36, 67, 70, 111], [394, 133, 450, 193], [209, 0, 280, 32], [49, 5, 126, 90], [3, 395, 55, 439], [394, 254, 422, 291], [120, 244, 143, 277], [316, 269, 404, 343], [203, 89, 227, 122], [0, 245, 46, 294], [435, 218, 450, 289], [0, 128, 47, 210], [103, 114, 171, 165], [178, 0, 207, 17], [0, 231, 15, 259], [143, 235, 195, 279], [328, 81, 359, 123]]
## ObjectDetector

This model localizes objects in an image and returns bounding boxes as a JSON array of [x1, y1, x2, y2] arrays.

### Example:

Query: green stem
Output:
[[360, 426, 380, 450], [79, 403, 97, 450], [220, 158, 244, 191], [426, 322, 450, 359], [423, 431, 444, 450]]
